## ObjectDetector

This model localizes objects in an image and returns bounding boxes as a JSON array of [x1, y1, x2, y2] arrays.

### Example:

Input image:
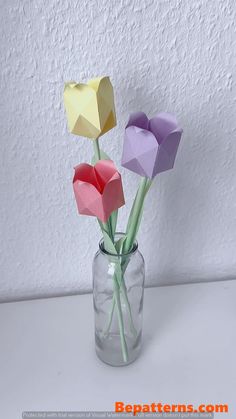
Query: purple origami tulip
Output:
[[121, 112, 183, 179]]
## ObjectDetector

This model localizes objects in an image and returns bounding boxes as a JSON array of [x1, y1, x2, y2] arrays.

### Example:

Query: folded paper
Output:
[[64, 76, 116, 139], [73, 160, 125, 222], [121, 112, 183, 178]]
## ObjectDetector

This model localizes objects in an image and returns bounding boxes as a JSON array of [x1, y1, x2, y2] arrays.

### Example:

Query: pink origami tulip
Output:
[[73, 160, 125, 222]]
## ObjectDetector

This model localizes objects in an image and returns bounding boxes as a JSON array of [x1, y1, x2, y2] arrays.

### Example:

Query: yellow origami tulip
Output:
[[63, 76, 117, 139]]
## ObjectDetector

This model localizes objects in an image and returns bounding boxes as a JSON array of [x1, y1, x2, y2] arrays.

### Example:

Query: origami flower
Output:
[[64, 76, 116, 139], [73, 160, 125, 222], [121, 112, 183, 179]]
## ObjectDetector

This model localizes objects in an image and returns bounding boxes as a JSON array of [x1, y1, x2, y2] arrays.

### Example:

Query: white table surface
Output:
[[0, 280, 236, 418]]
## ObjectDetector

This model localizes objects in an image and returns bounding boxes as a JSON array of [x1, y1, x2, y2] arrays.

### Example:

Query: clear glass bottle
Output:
[[93, 233, 145, 366]]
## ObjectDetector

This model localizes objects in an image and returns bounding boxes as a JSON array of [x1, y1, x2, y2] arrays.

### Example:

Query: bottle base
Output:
[[95, 332, 142, 367]]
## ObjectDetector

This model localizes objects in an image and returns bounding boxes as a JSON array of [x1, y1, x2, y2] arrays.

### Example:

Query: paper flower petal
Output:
[[73, 160, 125, 222], [122, 112, 183, 178], [149, 112, 178, 144], [122, 126, 159, 178], [126, 112, 149, 130], [64, 76, 116, 139], [153, 130, 182, 176]]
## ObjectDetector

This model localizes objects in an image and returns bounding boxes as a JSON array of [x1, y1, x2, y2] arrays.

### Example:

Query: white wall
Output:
[[0, 0, 236, 302]]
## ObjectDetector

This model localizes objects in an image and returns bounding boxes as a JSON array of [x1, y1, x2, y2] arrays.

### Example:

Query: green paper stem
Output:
[[103, 177, 153, 337], [107, 217, 114, 241], [124, 177, 149, 253], [121, 291, 136, 336], [103, 294, 115, 336], [93, 149, 154, 361], [93, 137, 101, 162], [104, 258, 137, 338], [109, 209, 118, 241], [96, 223, 129, 362], [112, 274, 128, 362]]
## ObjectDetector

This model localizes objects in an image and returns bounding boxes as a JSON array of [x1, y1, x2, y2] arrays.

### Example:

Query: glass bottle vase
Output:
[[92, 233, 145, 366]]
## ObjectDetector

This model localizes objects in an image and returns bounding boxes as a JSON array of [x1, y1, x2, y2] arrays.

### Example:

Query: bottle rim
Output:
[[99, 232, 138, 257]]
